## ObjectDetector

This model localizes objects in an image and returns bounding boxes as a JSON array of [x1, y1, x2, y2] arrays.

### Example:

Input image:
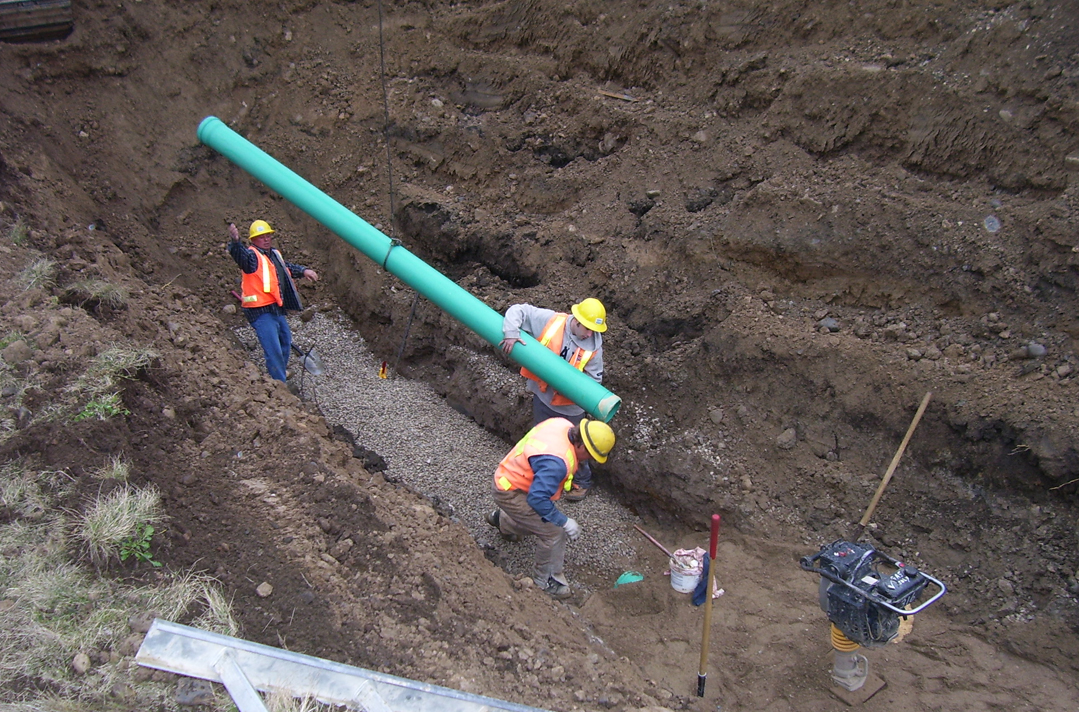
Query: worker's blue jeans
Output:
[[250, 311, 291, 382]]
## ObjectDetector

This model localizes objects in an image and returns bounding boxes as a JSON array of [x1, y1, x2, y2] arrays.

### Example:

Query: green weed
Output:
[[73, 392, 129, 421], [119, 522, 162, 567]]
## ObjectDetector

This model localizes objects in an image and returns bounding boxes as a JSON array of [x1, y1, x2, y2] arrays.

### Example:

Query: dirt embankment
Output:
[[2, 0, 1079, 709]]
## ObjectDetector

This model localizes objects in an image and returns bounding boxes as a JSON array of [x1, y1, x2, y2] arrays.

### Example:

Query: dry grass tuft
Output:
[[74, 485, 164, 570], [16, 257, 57, 291], [62, 279, 128, 310]]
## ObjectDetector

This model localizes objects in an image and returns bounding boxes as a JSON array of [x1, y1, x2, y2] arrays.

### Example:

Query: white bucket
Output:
[[669, 557, 702, 593]]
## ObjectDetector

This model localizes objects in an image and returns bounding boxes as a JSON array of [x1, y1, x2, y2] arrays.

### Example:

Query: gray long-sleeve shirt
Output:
[[503, 303, 604, 417]]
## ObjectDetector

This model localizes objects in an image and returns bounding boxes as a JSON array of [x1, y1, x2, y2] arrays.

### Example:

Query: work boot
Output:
[[536, 576, 572, 599], [485, 509, 520, 542], [564, 484, 588, 502]]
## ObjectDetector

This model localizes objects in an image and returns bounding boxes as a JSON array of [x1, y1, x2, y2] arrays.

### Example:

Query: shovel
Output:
[[290, 343, 325, 376]]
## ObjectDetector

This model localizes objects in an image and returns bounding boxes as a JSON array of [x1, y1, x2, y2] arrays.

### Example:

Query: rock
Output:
[[72, 652, 92, 674], [817, 317, 840, 332], [256, 582, 273, 598], [943, 343, 965, 359], [708, 407, 725, 425], [222, 303, 237, 315], [776, 428, 797, 450], [117, 633, 144, 656], [1, 340, 32, 366], [906, 348, 922, 361], [924, 345, 942, 361], [176, 676, 215, 706], [110, 682, 135, 702], [128, 611, 156, 633], [1026, 342, 1047, 358], [1056, 364, 1073, 378]]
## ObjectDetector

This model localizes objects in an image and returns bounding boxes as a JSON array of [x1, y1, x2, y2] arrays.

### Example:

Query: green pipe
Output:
[[198, 116, 621, 423]]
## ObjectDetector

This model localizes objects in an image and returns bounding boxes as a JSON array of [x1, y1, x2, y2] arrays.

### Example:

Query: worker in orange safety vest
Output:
[[227, 220, 319, 381], [487, 417, 616, 598], [500, 299, 607, 501]]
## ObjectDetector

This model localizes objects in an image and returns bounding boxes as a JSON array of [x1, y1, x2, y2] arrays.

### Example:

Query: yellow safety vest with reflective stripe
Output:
[[493, 418, 578, 499], [240, 249, 285, 308], [519, 314, 594, 406]]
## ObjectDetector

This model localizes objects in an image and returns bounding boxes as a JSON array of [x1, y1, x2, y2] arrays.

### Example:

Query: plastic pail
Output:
[[669, 557, 702, 593]]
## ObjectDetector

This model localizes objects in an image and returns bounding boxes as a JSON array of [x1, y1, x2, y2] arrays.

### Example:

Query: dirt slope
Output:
[[2, 0, 1079, 709]]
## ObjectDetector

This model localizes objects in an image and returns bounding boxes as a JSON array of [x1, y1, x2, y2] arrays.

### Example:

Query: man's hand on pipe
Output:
[[500, 337, 525, 355]]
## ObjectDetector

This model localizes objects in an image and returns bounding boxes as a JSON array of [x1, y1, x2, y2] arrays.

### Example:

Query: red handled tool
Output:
[[697, 513, 721, 697]]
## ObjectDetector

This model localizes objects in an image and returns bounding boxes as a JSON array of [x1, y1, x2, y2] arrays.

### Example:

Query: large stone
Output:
[[776, 428, 798, 450], [1, 339, 32, 366]]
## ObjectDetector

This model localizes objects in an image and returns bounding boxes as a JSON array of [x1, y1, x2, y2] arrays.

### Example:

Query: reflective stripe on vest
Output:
[[240, 249, 285, 308], [519, 314, 594, 406], [493, 418, 578, 500]]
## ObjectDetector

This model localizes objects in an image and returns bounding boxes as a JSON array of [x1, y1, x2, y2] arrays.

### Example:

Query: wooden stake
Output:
[[851, 392, 932, 540]]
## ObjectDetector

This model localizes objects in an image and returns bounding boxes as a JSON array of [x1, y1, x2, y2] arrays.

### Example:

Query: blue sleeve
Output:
[[525, 455, 569, 527], [228, 241, 258, 274], [286, 262, 308, 279]]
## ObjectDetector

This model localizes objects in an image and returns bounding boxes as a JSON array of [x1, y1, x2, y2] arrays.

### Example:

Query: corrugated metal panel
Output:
[[0, 0, 73, 42]]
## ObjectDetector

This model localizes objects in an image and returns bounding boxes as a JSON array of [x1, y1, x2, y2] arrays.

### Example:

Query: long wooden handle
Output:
[[633, 524, 673, 558], [858, 392, 932, 528], [697, 514, 721, 696]]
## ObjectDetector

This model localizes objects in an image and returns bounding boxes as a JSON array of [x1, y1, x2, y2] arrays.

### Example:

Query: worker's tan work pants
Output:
[[492, 486, 568, 587]]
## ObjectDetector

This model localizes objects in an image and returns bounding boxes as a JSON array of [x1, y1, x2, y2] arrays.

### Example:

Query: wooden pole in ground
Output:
[[851, 391, 932, 540], [696, 514, 721, 698]]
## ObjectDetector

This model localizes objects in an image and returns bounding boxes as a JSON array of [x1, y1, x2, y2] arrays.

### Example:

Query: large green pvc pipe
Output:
[[198, 116, 621, 422]]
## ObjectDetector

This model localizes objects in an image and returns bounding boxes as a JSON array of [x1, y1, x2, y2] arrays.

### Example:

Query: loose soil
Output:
[[2, 1, 1079, 710]]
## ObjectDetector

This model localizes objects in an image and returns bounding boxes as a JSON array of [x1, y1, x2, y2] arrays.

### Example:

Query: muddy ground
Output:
[[2, 0, 1079, 709]]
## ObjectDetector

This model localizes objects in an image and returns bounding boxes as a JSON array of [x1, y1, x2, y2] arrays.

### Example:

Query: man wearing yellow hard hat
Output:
[[227, 220, 319, 382], [487, 417, 616, 598], [500, 298, 608, 501]]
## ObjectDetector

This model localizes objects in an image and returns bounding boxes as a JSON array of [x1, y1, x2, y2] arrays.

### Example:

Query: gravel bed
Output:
[[240, 310, 643, 592]]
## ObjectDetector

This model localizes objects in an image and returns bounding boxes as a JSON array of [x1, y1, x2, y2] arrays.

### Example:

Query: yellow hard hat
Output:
[[249, 220, 274, 239], [580, 419, 615, 463], [571, 297, 607, 333]]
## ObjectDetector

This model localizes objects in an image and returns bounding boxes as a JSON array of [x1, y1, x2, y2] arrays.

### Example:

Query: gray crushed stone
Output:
[[237, 310, 642, 592]]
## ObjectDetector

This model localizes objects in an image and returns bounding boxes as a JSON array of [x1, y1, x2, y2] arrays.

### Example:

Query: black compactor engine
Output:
[[800, 540, 946, 647]]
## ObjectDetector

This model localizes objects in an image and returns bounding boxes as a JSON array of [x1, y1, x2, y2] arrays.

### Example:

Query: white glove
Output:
[[563, 518, 581, 541]]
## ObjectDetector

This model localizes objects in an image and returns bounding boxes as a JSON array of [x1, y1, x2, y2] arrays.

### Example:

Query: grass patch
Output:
[[8, 216, 29, 246], [64, 345, 158, 423], [74, 485, 163, 570], [16, 257, 57, 292], [78, 344, 158, 394], [0, 330, 26, 350], [0, 462, 238, 709], [92, 455, 130, 481], [62, 279, 128, 311]]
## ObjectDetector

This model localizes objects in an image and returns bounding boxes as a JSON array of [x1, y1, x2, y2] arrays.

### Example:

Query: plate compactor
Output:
[[801, 540, 947, 692]]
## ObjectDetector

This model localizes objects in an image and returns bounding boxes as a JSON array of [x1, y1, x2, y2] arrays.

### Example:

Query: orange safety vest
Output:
[[240, 248, 288, 308], [493, 418, 578, 499], [519, 314, 594, 406]]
